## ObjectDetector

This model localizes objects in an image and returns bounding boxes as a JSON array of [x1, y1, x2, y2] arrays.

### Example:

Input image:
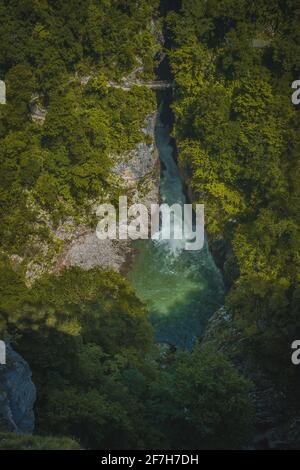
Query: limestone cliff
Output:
[[21, 111, 160, 284], [50, 113, 160, 276]]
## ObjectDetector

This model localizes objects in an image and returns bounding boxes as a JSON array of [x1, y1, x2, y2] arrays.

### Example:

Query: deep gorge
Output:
[[0, 0, 299, 451], [129, 1, 224, 349], [129, 97, 224, 349]]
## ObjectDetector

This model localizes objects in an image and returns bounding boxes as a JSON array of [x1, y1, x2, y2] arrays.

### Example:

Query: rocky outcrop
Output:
[[29, 94, 47, 124], [112, 113, 159, 205], [48, 113, 160, 276], [0, 344, 36, 433], [54, 230, 131, 273], [22, 111, 160, 283]]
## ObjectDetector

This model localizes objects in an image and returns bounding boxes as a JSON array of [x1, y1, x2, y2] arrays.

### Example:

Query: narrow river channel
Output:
[[129, 96, 224, 349]]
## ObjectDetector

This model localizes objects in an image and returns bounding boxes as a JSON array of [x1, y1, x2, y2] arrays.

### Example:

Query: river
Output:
[[129, 97, 224, 349]]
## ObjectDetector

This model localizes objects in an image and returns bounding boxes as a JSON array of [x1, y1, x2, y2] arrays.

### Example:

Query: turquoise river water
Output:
[[129, 101, 224, 349]]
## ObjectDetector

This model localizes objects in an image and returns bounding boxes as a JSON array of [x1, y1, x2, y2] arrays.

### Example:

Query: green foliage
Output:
[[0, 0, 157, 257], [0, 433, 80, 450], [0, 0, 260, 450], [0, 0, 160, 91], [0, 260, 253, 449], [1, 266, 155, 449], [169, 0, 300, 391], [145, 343, 254, 450]]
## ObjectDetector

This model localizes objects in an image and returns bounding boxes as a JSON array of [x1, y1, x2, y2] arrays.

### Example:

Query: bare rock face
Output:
[[29, 94, 47, 124], [113, 114, 157, 181], [51, 113, 159, 275], [56, 234, 131, 272], [23, 113, 160, 282], [0, 344, 36, 433], [112, 113, 160, 209], [0, 80, 6, 104]]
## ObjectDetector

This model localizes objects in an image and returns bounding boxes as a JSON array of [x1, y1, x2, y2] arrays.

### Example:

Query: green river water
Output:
[[129, 101, 224, 349]]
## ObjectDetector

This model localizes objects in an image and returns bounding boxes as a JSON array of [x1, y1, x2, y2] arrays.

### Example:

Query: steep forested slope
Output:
[[0, 1, 158, 266], [168, 0, 300, 447], [0, 0, 253, 450]]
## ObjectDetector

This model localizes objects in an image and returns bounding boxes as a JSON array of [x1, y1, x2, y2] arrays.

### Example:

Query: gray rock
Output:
[[58, 233, 131, 272], [0, 344, 36, 433], [113, 114, 158, 183], [51, 114, 159, 275], [113, 142, 156, 182], [29, 94, 47, 124]]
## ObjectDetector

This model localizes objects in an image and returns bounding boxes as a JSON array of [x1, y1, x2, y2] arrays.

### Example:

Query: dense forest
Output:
[[0, 0, 158, 259], [0, 0, 299, 450], [167, 0, 300, 447]]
